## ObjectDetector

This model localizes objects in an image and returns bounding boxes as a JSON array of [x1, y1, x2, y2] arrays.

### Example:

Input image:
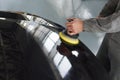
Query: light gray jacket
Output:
[[83, 0, 120, 80], [84, 0, 120, 33]]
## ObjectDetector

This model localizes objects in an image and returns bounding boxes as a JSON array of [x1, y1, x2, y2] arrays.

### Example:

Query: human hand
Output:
[[66, 18, 83, 35]]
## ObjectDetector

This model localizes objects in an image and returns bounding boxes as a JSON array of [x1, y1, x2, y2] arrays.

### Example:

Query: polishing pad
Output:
[[59, 32, 79, 45]]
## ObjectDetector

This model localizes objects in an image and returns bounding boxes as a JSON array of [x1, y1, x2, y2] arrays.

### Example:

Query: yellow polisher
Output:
[[59, 30, 79, 45]]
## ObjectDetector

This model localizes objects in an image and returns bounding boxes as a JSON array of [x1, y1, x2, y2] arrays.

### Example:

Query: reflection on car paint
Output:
[[0, 11, 109, 80]]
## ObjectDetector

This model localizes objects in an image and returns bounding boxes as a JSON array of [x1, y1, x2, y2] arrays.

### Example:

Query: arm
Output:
[[66, 11, 120, 34], [66, 0, 120, 34], [84, 10, 120, 33], [83, 0, 120, 33]]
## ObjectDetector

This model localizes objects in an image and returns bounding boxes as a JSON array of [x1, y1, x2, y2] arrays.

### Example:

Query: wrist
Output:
[[82, 21, 88, 32], [82, 20, 92, 32]]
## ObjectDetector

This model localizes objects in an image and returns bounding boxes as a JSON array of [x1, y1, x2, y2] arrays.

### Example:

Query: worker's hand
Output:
[[66, 18, 83, 35], [57, 43, 72, 57]]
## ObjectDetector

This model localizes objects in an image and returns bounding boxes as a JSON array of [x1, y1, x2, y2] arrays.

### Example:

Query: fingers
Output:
[[66, 22, 74, 35], [65, 21, 77, 35], [67, 18, 76, 22], [65, 18, 83, 35]]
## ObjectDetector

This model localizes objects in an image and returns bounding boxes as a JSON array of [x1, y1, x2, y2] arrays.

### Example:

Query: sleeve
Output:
[[83, 10, 120, 33], [99, 0, 119, 17]]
